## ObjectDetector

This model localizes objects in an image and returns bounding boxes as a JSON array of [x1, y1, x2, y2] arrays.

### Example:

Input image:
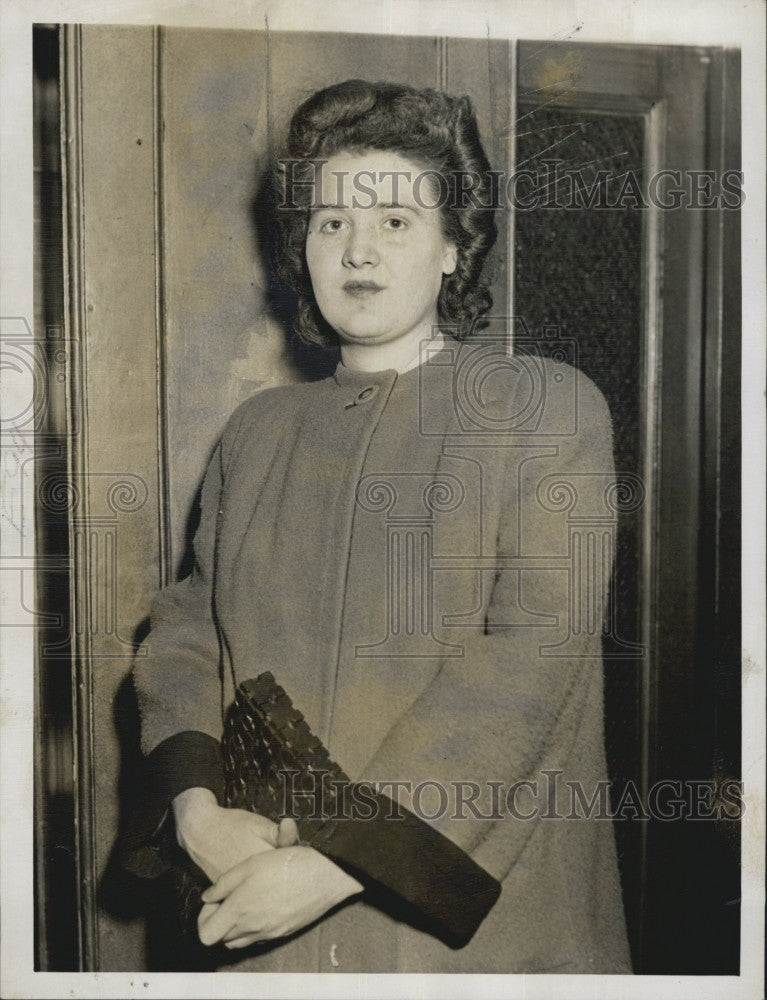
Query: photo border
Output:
[[1, 2, 764, 998]]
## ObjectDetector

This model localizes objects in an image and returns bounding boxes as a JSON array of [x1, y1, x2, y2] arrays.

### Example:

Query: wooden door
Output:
[[514, 40, 741, 973]]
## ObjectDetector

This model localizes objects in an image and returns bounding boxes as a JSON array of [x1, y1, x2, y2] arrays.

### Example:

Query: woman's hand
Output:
[[172, 787, 298, 882], [196, 846, 364, 949]]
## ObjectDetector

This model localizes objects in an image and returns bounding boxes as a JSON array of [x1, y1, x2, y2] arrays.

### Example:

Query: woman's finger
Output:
[[197, 901, 219, 927], [201, 857, 255, 904], [197, 899, 241, 947], [224, 932, 262, 950], [277, 817, 299, 847]]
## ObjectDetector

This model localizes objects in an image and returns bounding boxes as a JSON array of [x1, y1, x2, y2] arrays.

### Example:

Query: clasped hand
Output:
[[172, 787, 363, 950]]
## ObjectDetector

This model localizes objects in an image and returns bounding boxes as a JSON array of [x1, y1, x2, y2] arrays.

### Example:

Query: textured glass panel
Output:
[[513, 104, 646, 946]]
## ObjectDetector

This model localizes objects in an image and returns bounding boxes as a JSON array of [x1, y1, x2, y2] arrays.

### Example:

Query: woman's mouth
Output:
[[342, 281, 385, 298]]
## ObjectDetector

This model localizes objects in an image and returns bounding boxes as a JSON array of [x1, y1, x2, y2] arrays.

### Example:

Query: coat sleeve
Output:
[[123, 409, 246, 876], [341, 366, 616, 884]]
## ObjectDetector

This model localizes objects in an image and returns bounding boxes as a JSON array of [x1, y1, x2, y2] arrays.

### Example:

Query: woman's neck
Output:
[[340, 331, 445, 375]]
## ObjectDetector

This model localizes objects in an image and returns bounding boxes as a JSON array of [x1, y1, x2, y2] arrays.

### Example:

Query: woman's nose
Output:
[[342, 225, 379, 268]]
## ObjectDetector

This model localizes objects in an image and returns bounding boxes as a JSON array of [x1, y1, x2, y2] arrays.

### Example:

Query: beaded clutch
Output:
[[170, 671, 350, 933]]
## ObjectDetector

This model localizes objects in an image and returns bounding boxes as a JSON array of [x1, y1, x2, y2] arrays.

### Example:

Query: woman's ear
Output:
[[442, 243, 458, 276]]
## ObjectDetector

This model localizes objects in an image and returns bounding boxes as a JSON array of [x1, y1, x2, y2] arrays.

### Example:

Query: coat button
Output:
[[356, 385, 378, 402]]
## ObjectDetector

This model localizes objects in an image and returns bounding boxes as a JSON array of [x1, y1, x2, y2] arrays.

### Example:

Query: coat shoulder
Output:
[[219, 378, 327, 461], [451, 339, 611, 438]]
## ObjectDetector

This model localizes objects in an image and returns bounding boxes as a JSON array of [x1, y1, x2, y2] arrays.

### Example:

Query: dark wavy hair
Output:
[[273, 79, 499, 348]]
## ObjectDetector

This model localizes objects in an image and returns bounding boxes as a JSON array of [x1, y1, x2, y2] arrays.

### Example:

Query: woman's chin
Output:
[[336, 328, 398, 348]]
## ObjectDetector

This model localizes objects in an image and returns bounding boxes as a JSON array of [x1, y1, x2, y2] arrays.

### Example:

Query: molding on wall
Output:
[[152, 25, 171, 588], [61, 22, 99, 970]]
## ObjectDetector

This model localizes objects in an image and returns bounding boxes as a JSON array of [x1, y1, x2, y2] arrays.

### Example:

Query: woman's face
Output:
[[304, 150, 457, 351]]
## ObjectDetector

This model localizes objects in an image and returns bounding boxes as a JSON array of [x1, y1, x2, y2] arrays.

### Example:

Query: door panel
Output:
[[516, 40, 741, 973]]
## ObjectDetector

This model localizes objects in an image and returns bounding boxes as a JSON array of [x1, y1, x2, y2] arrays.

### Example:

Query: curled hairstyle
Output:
[[273, 79, 499, 347]]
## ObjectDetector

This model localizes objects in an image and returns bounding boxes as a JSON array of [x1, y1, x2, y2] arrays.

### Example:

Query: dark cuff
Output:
[[305, 786, 501, 949], [119, 731, 224, 879]]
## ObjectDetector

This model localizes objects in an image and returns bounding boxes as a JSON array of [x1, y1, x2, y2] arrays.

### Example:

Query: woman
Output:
[[127, 79, 632, 974]]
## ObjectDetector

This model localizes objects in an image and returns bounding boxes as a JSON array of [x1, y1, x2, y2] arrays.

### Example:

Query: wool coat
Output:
[[131, 335, 632, 973]]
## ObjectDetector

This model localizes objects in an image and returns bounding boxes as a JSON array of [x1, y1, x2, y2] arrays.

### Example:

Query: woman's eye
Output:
[[319, 218, 347, 233], [383, 217, 407, 231]]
